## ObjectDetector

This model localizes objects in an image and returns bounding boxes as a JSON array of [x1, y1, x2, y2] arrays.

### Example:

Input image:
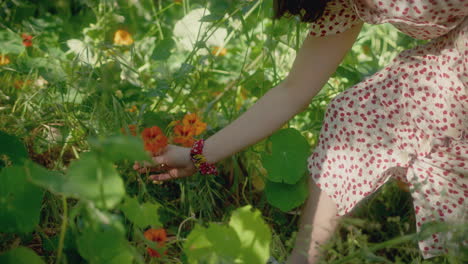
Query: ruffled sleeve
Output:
[[309, 0, 362, 37]]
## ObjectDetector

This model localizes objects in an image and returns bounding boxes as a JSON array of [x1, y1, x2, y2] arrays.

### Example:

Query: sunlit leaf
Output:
[[229, 205, 271, 264], [184, 223, 241, 264]]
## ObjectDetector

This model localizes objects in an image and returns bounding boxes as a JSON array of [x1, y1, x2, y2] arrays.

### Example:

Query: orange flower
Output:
[[211, 46, 227, 56], [22, 34, 33, 47], [14, 79, 32, 89], [113, 29, 134, 46], [141, 126, 168, 155], [126, 105, 138, 113], [182, 113, 206, 136], [172, 124, 195, 147], [0, 55, 10, 66], [120, 124, 138, 136], [144, 228, 167, 258], [174, 0, 182, 4]]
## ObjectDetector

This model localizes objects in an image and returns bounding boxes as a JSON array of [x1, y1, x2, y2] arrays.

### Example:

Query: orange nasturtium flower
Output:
[[172, 124, 195, 147], [211, 46, 227, 56], [14, 79, 33, 89], [0, 55, 10, 66], [144, 228, 167, 258], [182, 113, 207, 136], [120, 124, 138, 136], [113, 29, 134, 46], [126, 105, 138, 113], [141, 126, 168, 155], [22, 33, 33, 47]]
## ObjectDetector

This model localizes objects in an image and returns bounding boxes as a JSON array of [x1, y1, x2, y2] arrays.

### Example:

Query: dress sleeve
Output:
[[309, 0, 362, 37]]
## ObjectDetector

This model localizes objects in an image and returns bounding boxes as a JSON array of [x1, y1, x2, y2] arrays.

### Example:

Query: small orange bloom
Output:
[[172, 124, 195, 147], [22, 34, 33, 47], [182, 113, 206, 136], [211, 46, 227, 56], [0, 55, 10, 66], [113, 29, 134, 46], [126, 105, 138, 113], [174, 0, 182, 4], [120, 124, 138, 136], [141, 126, 168, 155], [14, 79, 32, 89], [144, 228, 167, 258]]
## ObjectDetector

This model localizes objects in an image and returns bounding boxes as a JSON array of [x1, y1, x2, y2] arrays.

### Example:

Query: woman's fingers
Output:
[[149, 168, 191, 182]]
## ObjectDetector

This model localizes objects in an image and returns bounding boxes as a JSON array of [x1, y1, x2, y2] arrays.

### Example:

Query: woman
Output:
[[142, 0, 467, 263]]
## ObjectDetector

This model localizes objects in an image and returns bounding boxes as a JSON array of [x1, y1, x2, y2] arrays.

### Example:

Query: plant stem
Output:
[[56, 196, 68, 264]]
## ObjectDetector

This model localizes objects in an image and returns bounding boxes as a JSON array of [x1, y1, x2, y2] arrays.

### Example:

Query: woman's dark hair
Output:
[[273, 0, 332, 23]]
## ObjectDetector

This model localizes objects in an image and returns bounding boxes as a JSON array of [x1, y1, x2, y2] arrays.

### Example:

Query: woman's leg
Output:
[[286, 180, 341, 264]]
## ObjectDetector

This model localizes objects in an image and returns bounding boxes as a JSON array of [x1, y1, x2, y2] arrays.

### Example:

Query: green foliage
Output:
[[88, 135, 150, 162], [0, 166, 44, 234], [184, 205, 272, 264], [120, 196, 162, 229], [77, 224, 134, 264], [262, 128, 310, 184], [0, 247, 45, 264], [0, 131, 28, 165], [264, 175, 309, 212], [64, 152, 125, 209]]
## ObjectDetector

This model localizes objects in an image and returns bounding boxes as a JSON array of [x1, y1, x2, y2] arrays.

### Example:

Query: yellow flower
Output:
[[113, 29, 134, 46], [0, 55, 10, 66]]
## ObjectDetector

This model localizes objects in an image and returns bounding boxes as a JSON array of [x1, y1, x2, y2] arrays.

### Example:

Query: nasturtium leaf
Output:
[[77, 225, 133, 264], [63, 152, 125, 209], [0, 30, 24, 54], [25, 161, 66, 195], [88, 135, 150, 162], [261, 128, 310, 184], [120, 196, 161, 228], [0, 246, 46, 264], [184, 223, 241, 264], [152, 38, 175, 61], [228, 205, 272, 264], [264, 175, 309, 212], [0, 131, 28, 165], [0, 166, 44, 234]]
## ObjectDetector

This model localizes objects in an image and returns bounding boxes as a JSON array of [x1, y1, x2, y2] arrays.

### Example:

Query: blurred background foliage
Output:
[[1, 0, 464, 263]]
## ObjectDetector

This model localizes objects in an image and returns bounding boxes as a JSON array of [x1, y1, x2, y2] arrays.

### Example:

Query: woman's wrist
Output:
[[190, 139, 218, 175]]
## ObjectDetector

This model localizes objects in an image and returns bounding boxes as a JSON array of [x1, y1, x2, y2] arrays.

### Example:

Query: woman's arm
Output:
[[149, 22, 363, 180], [203, 22, 363, 164]]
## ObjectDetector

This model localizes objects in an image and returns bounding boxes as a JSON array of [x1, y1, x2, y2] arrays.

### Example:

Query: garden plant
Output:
[[0, 0, 466, 263]]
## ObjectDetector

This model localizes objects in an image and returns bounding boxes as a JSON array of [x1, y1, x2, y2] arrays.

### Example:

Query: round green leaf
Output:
[[77, 225, 133, 264], [0, 166, 44, 234], [63, 152, 125, 209], [0, 247, 45, 264], [228, 205, 272, 264], [261, 128, 310, 184], [120, 196, 161, 229], [184, 223, 241, 264], [264, 175, 309, 212]]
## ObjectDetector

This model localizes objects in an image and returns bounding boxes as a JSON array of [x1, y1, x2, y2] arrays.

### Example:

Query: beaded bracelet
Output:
[[190, 139, 218, 175]]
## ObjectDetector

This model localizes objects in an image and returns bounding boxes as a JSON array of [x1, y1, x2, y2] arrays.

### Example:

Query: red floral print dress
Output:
[[307, 0, 467, 258]]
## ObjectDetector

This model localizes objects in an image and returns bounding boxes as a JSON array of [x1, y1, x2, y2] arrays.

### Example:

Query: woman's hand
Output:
[[134, 144, 197, 182]]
